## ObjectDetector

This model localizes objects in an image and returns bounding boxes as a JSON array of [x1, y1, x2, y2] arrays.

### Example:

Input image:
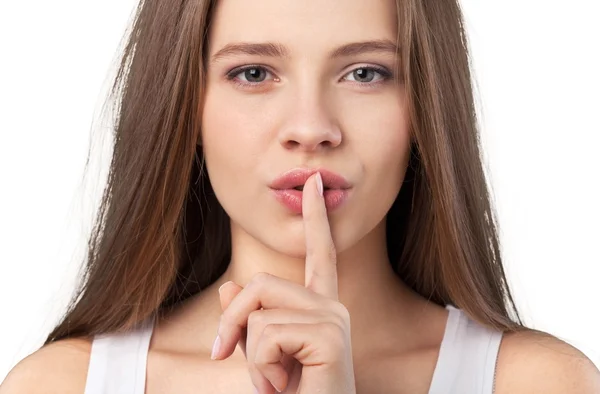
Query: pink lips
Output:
[[269, 168, 351, 214]]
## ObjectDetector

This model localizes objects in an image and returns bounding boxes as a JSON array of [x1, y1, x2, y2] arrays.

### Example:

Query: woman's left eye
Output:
[[343, 67, 390, 84]]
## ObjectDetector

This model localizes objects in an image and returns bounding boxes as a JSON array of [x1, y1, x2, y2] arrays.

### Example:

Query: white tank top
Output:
[[84, 305, 503, 394]]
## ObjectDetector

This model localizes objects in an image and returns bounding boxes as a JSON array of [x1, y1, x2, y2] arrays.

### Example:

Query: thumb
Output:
[[219, 280, 243, 311], [218, 281, 247, 357]]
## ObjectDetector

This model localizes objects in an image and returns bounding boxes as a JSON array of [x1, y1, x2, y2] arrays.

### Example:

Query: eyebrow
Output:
[[210, 39, 400, 63]]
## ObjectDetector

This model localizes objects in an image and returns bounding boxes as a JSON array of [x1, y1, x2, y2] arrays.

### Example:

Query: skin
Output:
[[213, 174, 356, 393], [2, 0, 599, 393], [198, 0, 441, 390]]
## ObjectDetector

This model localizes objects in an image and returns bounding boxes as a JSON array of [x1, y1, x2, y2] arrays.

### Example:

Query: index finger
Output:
[[302, 172, 339, 300]]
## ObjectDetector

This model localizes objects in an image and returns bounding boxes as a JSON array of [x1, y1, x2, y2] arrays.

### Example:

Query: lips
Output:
[[269, 168, 351, 191], [269, 168, 351, 214]]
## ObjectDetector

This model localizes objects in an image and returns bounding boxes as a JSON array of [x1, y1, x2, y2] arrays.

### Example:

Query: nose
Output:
[[277, 90, 342, 152]]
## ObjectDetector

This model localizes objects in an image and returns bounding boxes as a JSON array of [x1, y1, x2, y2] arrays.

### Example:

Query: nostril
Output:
[[283, 140, 301, 149]]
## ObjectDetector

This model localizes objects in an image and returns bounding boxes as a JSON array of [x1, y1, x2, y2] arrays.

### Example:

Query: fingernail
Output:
[[254, 388, 259, 394], [211, 335, 221, 360], [315, 172, 324, 197], [218, 281, 231, 295]]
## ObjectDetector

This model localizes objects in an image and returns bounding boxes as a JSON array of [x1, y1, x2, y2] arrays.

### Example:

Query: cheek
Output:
[[323, 93, 410, 253], [200, 87, 283, 235], [346, 93, 411, 223], [201, 89, 266, 188], [344, 92, 411, 180], [200, 90, 256, 217]]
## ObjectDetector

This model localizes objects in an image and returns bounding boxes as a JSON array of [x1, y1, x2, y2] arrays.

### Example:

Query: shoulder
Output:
[[494, 329, 600, 393], [0, 337, 92, 394]]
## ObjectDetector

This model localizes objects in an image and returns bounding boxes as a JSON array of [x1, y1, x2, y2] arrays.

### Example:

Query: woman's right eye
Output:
[[227, 66, 274, 85]]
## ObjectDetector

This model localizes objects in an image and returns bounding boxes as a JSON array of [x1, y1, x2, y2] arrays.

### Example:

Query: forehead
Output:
[[208, 0, 398, 54]]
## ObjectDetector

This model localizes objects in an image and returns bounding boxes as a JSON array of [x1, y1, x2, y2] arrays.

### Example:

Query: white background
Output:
[[0, 0, 598, 382]]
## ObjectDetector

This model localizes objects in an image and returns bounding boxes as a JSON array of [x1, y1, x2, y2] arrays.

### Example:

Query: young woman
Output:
[[2, 0, 598, 393]]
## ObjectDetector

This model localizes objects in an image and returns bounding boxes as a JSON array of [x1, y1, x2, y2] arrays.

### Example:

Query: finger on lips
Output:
[[303, 172, 339, 300], [212, 172, 346, 392]]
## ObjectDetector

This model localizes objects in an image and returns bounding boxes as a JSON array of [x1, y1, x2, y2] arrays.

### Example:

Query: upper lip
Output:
[[270, 168, 351, 190]]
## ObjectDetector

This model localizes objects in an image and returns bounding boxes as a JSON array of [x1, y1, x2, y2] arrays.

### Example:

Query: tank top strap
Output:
[[84, 316, 155, 394], [428, 305, 503, 394]]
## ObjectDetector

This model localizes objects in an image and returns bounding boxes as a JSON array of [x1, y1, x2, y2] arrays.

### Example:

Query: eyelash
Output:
[[225, 64, 393, 89]]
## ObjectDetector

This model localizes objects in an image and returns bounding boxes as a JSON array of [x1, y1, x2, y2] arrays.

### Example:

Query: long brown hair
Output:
[[46, 0, 523, 344]]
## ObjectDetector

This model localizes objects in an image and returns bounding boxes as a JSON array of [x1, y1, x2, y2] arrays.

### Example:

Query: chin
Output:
[[277, 245, 308, 260], [261, 229, 310, 259], [257, 223, 356, 260]]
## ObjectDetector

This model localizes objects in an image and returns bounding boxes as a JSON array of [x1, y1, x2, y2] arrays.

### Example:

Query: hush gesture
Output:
[[212, 172, 357, 393]]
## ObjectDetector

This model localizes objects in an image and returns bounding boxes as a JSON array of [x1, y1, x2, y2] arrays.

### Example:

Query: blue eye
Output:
[[239, 68, 266, 83], [227, 66, 274, 85], [344, 67, 390, 84]]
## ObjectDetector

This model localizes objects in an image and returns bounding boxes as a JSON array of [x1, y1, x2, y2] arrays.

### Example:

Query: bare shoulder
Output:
[[0, 337, 92, 394], [494, 329, 600, 393]]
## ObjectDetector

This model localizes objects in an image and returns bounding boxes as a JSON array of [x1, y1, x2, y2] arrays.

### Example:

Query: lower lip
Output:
[[271, 188, 350, 214]]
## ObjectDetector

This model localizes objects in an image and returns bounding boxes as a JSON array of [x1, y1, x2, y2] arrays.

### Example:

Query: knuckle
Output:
[[247, 363, 263, 382], [306, 240, 336, 261], [333, 303, 351, 326], [252, 346, 267, 366], [304, 272, 320, 290], [219, 311, 234, 330], [250, 272, 271, 287], [247, 310, 266, 328], [322, 321, 343, 337], [261, 323, 280, 339], [320, 322, 347, 350], [321, 300, 350, 327], [305, 243, 317, 260], [253, 351, 271, 369]]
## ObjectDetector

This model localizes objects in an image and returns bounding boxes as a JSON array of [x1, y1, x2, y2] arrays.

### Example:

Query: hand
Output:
[[212, 172, 356, 393]]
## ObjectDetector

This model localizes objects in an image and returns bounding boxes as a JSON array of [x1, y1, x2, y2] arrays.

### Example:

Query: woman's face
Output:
[[202, 0, 411, 257]]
